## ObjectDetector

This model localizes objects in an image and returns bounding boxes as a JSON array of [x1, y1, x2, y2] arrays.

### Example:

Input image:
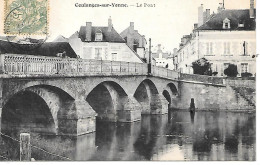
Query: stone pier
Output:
[[58, 100, 97, 136], [117, 96, 142, 122], [150, 94, 169, 114]]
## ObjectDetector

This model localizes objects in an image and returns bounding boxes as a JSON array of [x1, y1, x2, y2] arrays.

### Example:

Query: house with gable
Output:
[[176, 0, 256, 77], [120, 22, 147, 62], [67, 17, 144, 63]]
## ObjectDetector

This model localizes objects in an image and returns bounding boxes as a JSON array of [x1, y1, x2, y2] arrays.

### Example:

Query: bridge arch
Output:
[[163, 90, 171, 105], [162, 83, 179, 109], [86, 81, 129, 122], [166, 83, 178, 96], [1, 85, 75, 135], [134, 79, 166, 114]]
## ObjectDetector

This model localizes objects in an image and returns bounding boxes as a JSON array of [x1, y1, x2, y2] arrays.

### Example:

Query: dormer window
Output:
[[95, 29, 103, 41], [223, 18, 230, 29], [238, 20, 244, 28], [238, 23, 244, 27]]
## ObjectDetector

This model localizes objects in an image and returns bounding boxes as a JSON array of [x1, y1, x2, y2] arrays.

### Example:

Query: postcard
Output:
[[0, 0, 257, 161]]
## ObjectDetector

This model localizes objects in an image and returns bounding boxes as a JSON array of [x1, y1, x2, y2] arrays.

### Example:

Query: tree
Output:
[[224, 64, 238, 77], [192, 58, 212, 75]]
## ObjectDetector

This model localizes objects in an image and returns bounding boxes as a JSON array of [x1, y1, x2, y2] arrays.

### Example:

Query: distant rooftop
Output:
[[0, 40, 77, 58], [79, 26, 125, 43], [197, 9, 256, 31]]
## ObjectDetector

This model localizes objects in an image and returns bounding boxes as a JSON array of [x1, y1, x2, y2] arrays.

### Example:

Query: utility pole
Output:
[[148, 38, 152, 75], [243, 41, 247, 56]]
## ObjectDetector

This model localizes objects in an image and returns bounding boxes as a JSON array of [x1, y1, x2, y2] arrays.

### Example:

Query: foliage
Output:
[[224, 64, 238, 77], [191, 58, 212, 75], [212, 72, 218, 76], [241, 72, 252, 77]]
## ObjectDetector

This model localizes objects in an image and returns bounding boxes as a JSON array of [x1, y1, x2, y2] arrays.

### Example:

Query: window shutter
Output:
[[223, 42, 226, 54], [210, 42, 213, 54]]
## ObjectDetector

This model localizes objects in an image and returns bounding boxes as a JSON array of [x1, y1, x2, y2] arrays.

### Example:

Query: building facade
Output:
[[176, 1, 256, 77], [152, 44, 174, 70], [65, 17, 143, 63], [120, 22, 147, 62]]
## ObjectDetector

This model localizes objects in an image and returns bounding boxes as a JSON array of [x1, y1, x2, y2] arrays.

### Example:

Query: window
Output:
[[241, 63, 248, 73], [238, 20, 244, 27], [238, 23, 244, 27], [206, 42, 213, 55], [95, 30, 103, 41], [224, 42, 231, 55], [211, 63, 218, 72], [111, 53, 117, 61], [222, 63, 230, 76], [104, 48, 108, 59], [95, 48, 102, 60], [223, 18, 230, 29]]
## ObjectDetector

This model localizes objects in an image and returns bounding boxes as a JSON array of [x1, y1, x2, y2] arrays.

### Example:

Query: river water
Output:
[[0, 110, 256, 161]]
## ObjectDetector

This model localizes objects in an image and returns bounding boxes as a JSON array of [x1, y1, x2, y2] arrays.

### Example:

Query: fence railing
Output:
[[0, 54, 182, 80], [0, 54, 148, 76], [0, 54, 234, 86], [151, 65, 179, 80], [179, 73, 224, 85]]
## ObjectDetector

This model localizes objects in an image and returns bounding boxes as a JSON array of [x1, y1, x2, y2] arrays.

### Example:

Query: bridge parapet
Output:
[[0, 54, 180, 80], [151, 65, 179, 80], [179, 73, 224, 85], [0, 54, 148, 76]]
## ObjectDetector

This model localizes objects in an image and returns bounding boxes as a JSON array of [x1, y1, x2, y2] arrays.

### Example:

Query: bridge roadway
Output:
[[0, 54, 181, 136]]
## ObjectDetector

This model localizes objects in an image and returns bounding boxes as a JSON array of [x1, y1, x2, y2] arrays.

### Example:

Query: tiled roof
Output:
[[69, 31, 79, 39], [0, 40, 77, 58], [197, 9, 256, 31], [53, 35, 69, 42], [120, 29, 146, 43], [79, 26, 125, 43]]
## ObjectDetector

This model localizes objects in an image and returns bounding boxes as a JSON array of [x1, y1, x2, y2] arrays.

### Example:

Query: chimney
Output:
[[108, 16, 112, 32], [250, 0, 254, 18], [217, 3, 224, 13], [158, 44, 162, 51], [86, 22, 92, 41], [194, 23, 198, 29], [198, 4, 204, 27], [206, 9, 210, 21], [203, 11, 207, 23], [138, 36, 143, 47], [129, 22, 134, 34], [173, 48, 177, 55], [142, 35, 146, 47]]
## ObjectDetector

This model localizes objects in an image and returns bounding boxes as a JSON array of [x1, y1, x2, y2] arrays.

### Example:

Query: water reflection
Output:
[[0, 111, 255, 161]]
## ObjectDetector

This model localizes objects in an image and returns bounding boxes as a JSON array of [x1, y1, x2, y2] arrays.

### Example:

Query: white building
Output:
[[177, 1, 256, 77], [152, 44, 174, 70], [58, 17, 143, 63]]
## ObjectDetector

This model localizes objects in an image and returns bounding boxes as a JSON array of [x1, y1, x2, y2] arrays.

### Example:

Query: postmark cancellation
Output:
[[4, 0, 48, 35]]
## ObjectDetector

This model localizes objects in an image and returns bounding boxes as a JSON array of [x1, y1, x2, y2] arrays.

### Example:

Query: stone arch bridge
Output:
[[0, 54, 181, 136]]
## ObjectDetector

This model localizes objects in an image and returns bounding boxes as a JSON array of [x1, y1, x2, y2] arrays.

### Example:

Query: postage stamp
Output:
[[4, 0, 48, 35]]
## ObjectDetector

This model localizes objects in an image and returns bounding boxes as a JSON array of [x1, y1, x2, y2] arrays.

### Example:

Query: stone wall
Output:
[[180, 73, 224, 85], [225, 79, 256, 89], [177, 81, 255, 111]]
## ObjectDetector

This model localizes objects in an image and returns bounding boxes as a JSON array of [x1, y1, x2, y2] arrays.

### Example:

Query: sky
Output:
[[0, 0, 255, 52]]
